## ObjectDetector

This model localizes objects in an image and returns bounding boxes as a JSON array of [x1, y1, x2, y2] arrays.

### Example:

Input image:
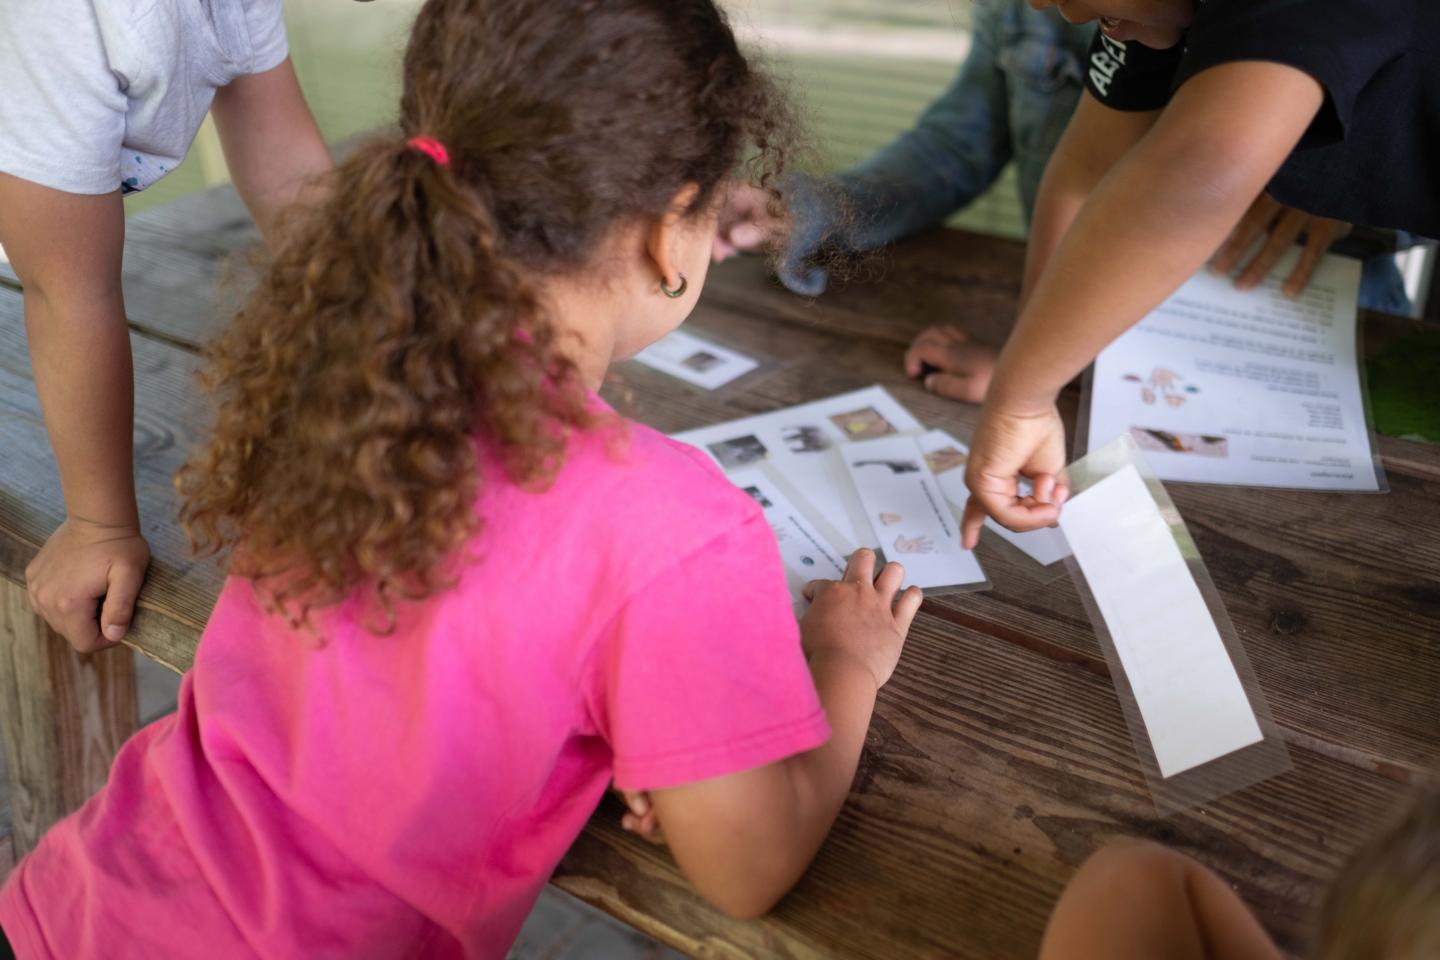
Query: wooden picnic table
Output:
[[1, 183, 1437, 960]]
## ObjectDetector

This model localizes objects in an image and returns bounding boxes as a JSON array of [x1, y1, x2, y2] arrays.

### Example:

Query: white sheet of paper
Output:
[[730, 468, 847, 615], [673, 386, 926, 552], [1059, 465, 1263, 777], [917, 430, 1071, 567], [838, 435, 987, 590], [632, 329, 759, 389], [1087, 251, 1380, 490]]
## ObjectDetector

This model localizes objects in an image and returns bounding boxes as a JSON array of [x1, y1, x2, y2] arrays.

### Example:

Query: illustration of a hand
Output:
[[893, 534, 934, 555]]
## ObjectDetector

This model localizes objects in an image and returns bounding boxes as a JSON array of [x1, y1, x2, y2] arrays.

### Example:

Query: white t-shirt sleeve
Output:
[[242, 0, 290, 74], [0, 0, 126, 195]]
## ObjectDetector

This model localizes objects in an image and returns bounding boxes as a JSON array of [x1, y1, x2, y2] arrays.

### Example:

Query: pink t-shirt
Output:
[[0, 413, 829, 959]]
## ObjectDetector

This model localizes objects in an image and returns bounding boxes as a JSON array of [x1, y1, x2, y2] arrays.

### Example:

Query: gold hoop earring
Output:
[[660, 273, 688, 299]]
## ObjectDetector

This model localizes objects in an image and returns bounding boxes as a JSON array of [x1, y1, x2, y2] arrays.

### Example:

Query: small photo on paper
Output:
[[829, 406, 898, 441], [1131, 427, 1229, 458], [923, 445, 968, 475], [781, 424, 832, 454], [852, 458, 921, 475], [742, 485, 773, 509], [709, 434, 768, 469], [682, 350, 723, 373]]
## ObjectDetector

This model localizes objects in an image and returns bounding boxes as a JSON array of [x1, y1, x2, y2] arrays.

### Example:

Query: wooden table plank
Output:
[[556, 612, 1409, 959], [1, 183, 1435, 958], [614, 288, 1440, 780], [0, 288, 222, 672]]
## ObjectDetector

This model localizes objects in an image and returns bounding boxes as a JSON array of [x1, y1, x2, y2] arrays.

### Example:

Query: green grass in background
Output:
[[125, 0, 1027, 238]]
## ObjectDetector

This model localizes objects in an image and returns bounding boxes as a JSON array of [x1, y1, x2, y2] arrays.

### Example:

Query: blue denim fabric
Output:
[[777, 1, 1090, 295], [777, 0, 1413, 315]]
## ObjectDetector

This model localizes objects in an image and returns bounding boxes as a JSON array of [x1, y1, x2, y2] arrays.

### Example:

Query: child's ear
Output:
[[646, 182, 702, 290]]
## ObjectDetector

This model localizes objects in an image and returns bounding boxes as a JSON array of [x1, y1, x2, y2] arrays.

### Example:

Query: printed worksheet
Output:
[[1059, 464, 1263, 777], [632, 329, 759, 389], [838, 435, 988, 591], [674, 386, 926, 553], [1086, 251, 1383, 490], [729, 468, 847, 615], [917, 430, 1071, 567]]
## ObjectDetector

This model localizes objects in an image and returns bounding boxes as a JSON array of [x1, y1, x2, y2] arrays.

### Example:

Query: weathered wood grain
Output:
[[555, 611, 1410, 960], [0, 580, 137, 857], [1, 177, 1436, 959], [0, 288, 222, 673]]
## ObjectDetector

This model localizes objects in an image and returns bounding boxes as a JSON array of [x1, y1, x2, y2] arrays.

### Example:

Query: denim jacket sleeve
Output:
[[775, 3, 1012, 295]]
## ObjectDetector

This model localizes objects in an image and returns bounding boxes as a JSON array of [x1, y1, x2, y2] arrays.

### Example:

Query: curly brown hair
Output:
[[177, 0, 796, 629]]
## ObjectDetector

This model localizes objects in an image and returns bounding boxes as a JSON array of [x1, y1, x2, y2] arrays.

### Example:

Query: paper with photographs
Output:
[[1086, 250, 1384, 491], [837, 435, 987, 591], [730, 468, 847, 615], [674, 386, 926, 554], [631, 329, 760, 389]]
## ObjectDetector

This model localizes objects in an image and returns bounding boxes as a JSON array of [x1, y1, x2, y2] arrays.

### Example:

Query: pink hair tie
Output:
[[406, 136, 451, 166]]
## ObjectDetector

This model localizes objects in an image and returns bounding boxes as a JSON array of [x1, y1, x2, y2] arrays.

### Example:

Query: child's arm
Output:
[[0, 174, 149, 650], [1019, 91, 1161, 308], [1039, 842, 1282, 960], [899, 92, 1161, 403], [962, 61, 1324, 542], [210, 58, 331, 239], [647, 550, 920, 919]]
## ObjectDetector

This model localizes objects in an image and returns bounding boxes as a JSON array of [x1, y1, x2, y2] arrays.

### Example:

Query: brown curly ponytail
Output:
[[176, 0, 796, 628]]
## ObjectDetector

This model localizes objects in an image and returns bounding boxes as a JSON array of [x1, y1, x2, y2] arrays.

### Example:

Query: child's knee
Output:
[[1073, 840, 1195, 891]]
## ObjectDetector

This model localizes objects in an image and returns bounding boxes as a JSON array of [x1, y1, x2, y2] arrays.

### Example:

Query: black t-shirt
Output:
[[1083, 0, 1439, 237]]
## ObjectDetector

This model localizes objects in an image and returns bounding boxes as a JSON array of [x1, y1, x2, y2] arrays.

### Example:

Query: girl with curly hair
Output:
[[0, 0, 923, 957]]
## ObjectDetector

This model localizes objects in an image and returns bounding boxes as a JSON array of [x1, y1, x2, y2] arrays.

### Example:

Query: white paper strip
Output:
[[1058, 464, 1263, 777]]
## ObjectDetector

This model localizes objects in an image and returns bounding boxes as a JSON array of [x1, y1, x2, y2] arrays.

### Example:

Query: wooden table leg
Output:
[[0, 578, 137, 858]]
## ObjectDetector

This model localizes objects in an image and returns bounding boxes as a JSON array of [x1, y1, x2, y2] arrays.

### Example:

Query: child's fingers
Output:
[[1283, 219, 1346, 297], [802, 578, 835, 602], [620, 790, 650, 817], [922, 371, 982, 403], [100, 562, 145, 643], [874, 561, 905, 602], [844, 547, 877, 585], [961, 498, 988, 550], [1212, 198, 1277, 274], [904, 333, 945, 377], [1236, 208, 1306, 289], [892, 585, 924, 634]]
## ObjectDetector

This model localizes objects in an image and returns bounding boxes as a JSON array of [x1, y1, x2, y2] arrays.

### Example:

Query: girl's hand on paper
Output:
[[801, 549, 921, 690], [903, 326, 998, 404], [1210, 192, 1351, 298], [619, 790, 665, 845], [961, 403, 1069, 548]]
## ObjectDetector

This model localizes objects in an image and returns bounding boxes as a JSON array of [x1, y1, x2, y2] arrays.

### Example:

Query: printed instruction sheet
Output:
[[1086, 251, 1383, 490]]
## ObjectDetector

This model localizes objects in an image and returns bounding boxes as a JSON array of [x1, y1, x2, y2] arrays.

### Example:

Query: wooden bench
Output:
[[2, 183, 1437, 958]]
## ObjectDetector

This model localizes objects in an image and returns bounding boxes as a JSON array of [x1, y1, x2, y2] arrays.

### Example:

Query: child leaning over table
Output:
[[1039, 777, 1440, 960], [711, 0, 1414, 406], [0, 0, 922, 956], [957, 0, 1440, 544], [0, 0, 331, 654]]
